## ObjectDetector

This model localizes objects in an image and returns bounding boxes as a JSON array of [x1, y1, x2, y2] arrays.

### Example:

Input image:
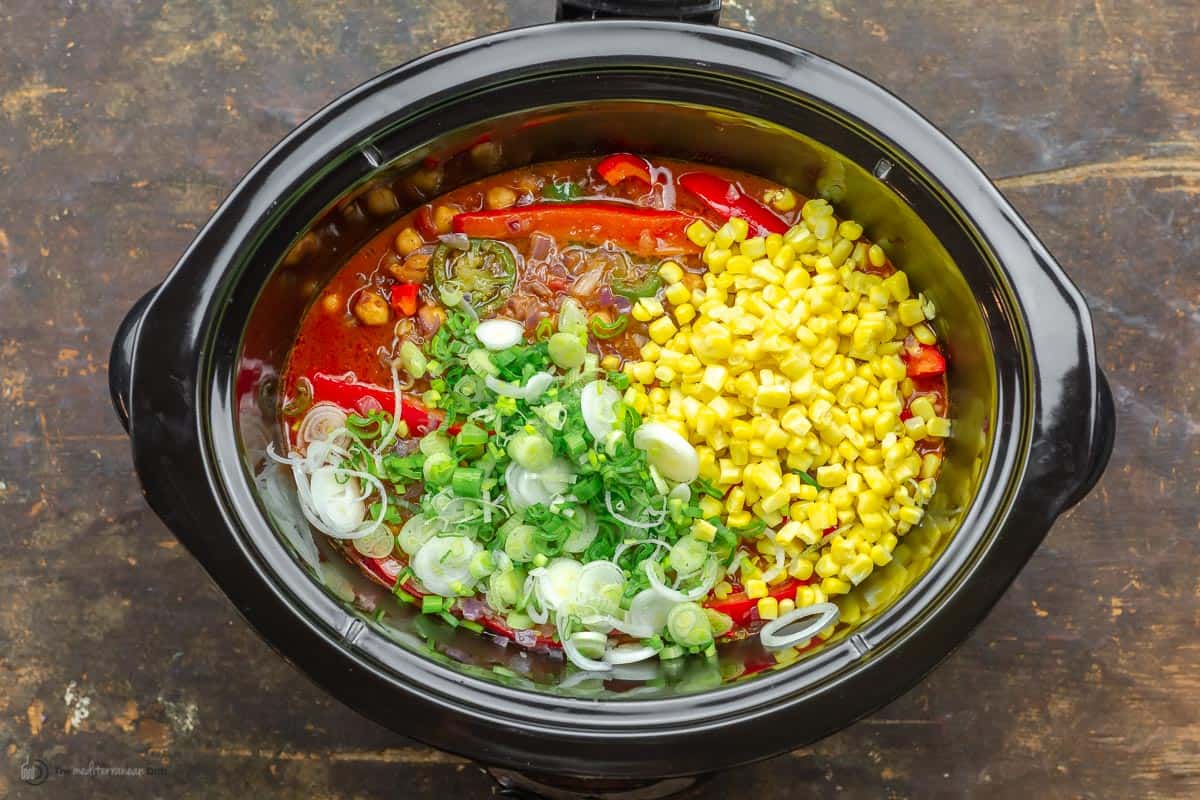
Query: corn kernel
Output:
[[647, 316, 677, 345], [926, 416, 951, 437], [821, 576, 851, 595], [692, 518, 718, 543], [659, 260, 685, 284], [868, 243, 887, 267], [688, 220, 716, 246], [745, 579, 768, 599], [664, 281, 691, 306], [674, 303, 697, 326], [757, 597, 780, 620], [632, 297, 664, 321], [838, 220, 863, 241]]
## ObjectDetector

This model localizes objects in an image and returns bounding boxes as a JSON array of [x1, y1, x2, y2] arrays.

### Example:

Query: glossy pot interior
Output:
[[116, 21, 1110, 779], [240, 98, 995, 694]]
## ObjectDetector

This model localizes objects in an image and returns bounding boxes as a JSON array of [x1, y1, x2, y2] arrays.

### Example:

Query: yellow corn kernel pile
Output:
[[622, 200, 949, 610]]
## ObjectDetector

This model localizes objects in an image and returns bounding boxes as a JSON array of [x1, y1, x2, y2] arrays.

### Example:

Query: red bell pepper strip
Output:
[[389, 283, 420, 316], [705, 577, 812, 631], [677, 171, 789, 238], [597, 153, 653, 185], [903, 344, 947, 378], [309, 372, 438, 435], [452, 202, 700, 256]]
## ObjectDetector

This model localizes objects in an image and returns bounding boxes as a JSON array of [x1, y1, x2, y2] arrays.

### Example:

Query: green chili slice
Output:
[[542, 181, 583, 201], [610, 273, 662, 299], [589, 314, 629, 339], [282, 377, 312, 417], [432, 238, 517, 315]]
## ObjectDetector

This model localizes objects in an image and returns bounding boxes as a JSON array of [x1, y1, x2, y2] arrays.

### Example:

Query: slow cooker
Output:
[[109, 2, 1115, 796]]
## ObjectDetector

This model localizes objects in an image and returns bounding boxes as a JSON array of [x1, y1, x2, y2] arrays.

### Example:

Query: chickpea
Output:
[[388, 252, 431, 283], [282, 231, 319, 266], [394, 226, 424, 257], [417, 303, 446, 335], [410, 167, 443, 197], [321, 293, 343, 315], [470, 140, 502, 171], [433, 205, 457, 234], [485, 186, 517, 210], [364, 187, 400, 216], [353, 291, 391, 326]]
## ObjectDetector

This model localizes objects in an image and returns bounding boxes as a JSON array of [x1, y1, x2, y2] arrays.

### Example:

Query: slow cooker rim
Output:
[[116, 19, 1110, 778]]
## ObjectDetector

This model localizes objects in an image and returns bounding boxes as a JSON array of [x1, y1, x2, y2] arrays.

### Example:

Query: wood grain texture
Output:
[[0, 1, 1195, 798]]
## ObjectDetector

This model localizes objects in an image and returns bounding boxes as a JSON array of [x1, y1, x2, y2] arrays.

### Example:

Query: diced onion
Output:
[[563, 631, 612, 672], [759, 602, 841, 649], [438, 232, 469, 250], [633, 422, 699, 483], [475, 318, 525, 351]]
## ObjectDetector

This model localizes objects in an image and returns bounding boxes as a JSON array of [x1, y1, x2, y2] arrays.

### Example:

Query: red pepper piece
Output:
[[309, 372, 438, 435], [389, 283, 420, 316], [452, 202, 700, 256], [677, 172, 789, 238], [903, 344, 947, 378], [596, 152, 653, 185], [706, 577, 812, 631]]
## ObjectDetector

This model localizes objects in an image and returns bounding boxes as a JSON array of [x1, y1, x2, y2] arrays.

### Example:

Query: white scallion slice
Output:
[[309, 466, 366, 533], [398, 514, 437, 556], [604, 644, 659, 666], [411, 535, 479, 597], [633, 422, 699, 483], [580, 380, 621, 442], [474, 318, 525, 351], [575, 560, 625, 616], [759, 602, 841, 649], [563, 507, 599, 553], [625, 588, 676, 637], [645, 557, 719, 603], [352, 526, 396, 559], [537, 558, 584, 611]]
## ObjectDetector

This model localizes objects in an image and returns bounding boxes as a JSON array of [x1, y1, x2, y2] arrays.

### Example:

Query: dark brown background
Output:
[[1, 1, 1196, 798]]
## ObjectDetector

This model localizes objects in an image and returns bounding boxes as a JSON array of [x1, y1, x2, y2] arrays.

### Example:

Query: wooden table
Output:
[[1, 2, 1195, 797]]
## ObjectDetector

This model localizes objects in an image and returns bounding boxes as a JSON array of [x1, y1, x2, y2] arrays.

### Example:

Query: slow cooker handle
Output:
[[1062, 368, 1116, 510], [556, 0, 721, 23], [109, 286, 157, 434]]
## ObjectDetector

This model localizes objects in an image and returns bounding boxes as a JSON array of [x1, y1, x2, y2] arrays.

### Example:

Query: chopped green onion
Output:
[[467, 348, 498, 377], [667, 602, 713, 647], [451, 466, 484, 498], [557, 298, 589, 336], [508, 432, 554, 472], [503, 524, 538, 563], [423, 452, 455, 486], [548, 332, 586, 369], [658, 644, 685, 661], [422, 595, 446, 614], [794, 469, 820, 489], [399, 341, 428, 379], [534, 316, 554, 341]]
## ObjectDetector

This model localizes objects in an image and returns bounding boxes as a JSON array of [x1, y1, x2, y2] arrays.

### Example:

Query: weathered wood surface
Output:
[[0, 1, 1195, 797]]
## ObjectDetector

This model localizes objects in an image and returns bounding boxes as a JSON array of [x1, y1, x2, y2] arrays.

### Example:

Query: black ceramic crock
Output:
[[109, 1, 1114, 794]]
